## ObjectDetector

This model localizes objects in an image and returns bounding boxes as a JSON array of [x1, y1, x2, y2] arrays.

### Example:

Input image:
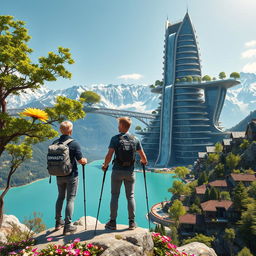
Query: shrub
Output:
[[3, 238, 103, 256], [202, 75, 211, 81], [152, 233, 195, 256], [230, 72, 240, 79], [182, 233, 215, 247], [219, 72, 226, 79]]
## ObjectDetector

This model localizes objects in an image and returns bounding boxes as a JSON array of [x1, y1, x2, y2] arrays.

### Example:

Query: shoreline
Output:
[[0, 160, 174, 190]]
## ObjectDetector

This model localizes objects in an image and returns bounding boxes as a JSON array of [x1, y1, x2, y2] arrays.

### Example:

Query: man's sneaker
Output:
[[128, 220, 137, 230], [63, 224, 77, 235], [55, 219, 65, 231], [105, 220, 116, 230]]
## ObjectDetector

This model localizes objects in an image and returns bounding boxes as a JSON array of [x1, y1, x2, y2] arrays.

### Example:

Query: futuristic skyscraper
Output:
[[141, 13, 240, 167]]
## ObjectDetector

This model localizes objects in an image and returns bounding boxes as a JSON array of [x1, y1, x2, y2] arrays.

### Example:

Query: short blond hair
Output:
[[60, 121, 73, 134], [118, 117, 132, 130]]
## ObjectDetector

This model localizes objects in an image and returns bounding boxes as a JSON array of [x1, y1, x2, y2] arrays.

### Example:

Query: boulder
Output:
[[0, 214, 30, 243], [177, 242, 218, 256]]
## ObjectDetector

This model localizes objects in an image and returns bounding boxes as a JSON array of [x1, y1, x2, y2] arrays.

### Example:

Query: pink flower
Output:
[[167, 243, 177, 249], [162, 235, 171, 242], [73, 238, 81, 243], [56, 248, 63, 254], [87, 243, 93, 249], [47, 237, 53, 242], [83, 251, 91, 256], [32, 248, 38, 252]]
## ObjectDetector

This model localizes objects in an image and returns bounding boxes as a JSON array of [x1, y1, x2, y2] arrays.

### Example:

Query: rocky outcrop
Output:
[[178, 242, 218, 256], [34, 216, 154, 256], [0, 214, 30, 243]]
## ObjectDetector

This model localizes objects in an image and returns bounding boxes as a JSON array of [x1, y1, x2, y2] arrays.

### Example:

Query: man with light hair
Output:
[[54, 120, 87, 235], [102, 117, 148, 230]]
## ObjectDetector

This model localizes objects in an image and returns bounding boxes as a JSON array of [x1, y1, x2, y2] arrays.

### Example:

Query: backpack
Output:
[[115, 134, 136, 167], [47, 138, 74, 176]]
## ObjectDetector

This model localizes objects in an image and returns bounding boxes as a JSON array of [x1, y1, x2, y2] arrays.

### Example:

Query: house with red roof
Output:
[[227, 173, 256, 187]]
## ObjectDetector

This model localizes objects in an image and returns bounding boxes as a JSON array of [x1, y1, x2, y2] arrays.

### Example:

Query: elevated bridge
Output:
[[8, 106, 155, 126]]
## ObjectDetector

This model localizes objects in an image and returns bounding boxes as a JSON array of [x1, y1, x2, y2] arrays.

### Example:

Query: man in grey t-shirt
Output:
[[102, 117, 148, 230]]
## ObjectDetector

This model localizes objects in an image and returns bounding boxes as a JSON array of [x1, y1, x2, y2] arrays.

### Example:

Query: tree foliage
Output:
[[198, 171, 208, 185], [80, 91, 101, 106], [0, 15, 92, 228], [230, 72, 240, 79], [182, 234, 215, 247], [226, 153, 240, 170], [233, 182, 249, 211], [168, 180, 191, 197], [219, 72, 226, 79], [173, 166, 190, 179], [202, 75, 211, 81], [237, 247, 254, 256], [168, 199, 186, 226]]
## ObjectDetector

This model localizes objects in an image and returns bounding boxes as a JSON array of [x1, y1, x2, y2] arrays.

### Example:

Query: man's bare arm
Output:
[[137, 149, 148, 165], [102, 148, 115, 171]]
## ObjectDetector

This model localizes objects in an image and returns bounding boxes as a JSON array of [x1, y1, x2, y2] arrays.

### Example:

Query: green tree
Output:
[[181, 77, 187, 82], [189, 203, 202, 214], [182, 234, 215, 247], [80, 91, 101, 106], [238, 203, 256, 250], [230, 72, 240, 79], [233, 182, 249, 211], [173, 166, 190, 179], [0, 16, 88, 227], [155, 80, 163, 86], [168, 199, 186, 227], [168, 224, 180, 246], [205, 187, 211, 201], [220, 191, 231, 200], [198, 172, 208, 185], [175, 78, 180, 83], [193, 76, 198, 82], [168, 180, 191, 197], [186, 76, 193, 82], [209, 187, 219, 200], [214, 163, 225, 178], [135, 125, 142, 131], [248, 181, 256, 199], [226, 153, 240, 170], [219, 72, 226, 79], [240, 139, 250, 150], [207, 153, 220, 165], [202, 75, 211, 81], [224, 228, 235, 256], [237, 247, 254, 256], [215, 142, 223, 153]]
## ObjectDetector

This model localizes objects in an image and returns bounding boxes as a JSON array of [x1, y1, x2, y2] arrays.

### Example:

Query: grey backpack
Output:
[[47, 139, 74, 176]]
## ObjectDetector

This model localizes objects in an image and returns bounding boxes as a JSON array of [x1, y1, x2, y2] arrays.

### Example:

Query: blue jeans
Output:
[[55, 175, 78, 225], [110, 170, 135, 221]]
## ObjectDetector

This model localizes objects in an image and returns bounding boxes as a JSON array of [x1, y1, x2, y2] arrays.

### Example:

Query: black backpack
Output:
[[114, 134, 136, 167]]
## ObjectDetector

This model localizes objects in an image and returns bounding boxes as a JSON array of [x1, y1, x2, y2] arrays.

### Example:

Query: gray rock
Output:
[[178, 242, 218, 256], [0, 214, 31, 243], [34, 216, 154, 255]]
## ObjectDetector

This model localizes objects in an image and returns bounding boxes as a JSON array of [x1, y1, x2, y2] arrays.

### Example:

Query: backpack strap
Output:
[[62, 138, 74, 145]]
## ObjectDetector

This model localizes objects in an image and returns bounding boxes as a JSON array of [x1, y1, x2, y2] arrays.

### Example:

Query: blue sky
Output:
[[1, 0, 256, 89]]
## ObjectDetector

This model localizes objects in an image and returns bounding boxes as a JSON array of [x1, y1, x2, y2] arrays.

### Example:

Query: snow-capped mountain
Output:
[[220, 72, 256, 128], [6, 72, 256, 129], [7, 84, 160, 114]]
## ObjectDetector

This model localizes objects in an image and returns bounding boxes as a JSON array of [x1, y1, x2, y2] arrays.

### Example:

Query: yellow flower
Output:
[[21, 108, 49, 122]]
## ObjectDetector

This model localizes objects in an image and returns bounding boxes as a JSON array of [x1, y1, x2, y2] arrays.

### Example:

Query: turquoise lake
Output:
[[4, 160, 176, 228]]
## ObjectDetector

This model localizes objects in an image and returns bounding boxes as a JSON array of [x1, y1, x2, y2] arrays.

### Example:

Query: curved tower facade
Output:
[[141, 13, 240, 167]]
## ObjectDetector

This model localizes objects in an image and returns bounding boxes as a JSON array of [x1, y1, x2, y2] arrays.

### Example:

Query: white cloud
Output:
[[242, 62, 256, 73], [241, 49, 256, 59], [117, 73, 143, 80], [245, 40, 256, 48]]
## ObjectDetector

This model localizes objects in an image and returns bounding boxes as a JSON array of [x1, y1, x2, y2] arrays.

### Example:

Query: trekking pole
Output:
[[142, 163, 151, 230], [82, 164, 87, 230], [94, 166, 108, 235]]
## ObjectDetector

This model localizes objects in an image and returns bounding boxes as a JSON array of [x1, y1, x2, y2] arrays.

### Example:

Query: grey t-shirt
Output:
[[109, 132, 142, 171]]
